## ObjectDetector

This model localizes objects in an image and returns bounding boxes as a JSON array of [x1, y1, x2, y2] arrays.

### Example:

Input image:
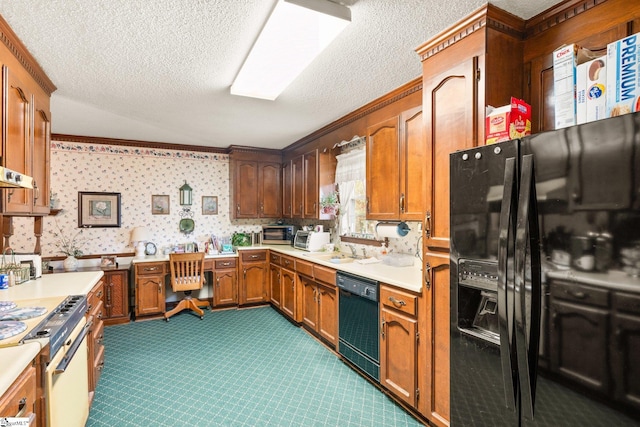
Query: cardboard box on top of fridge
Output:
[[606, 33, 640, 118], [553, 44, 599, 129], [577, 56, 607, 124], [485, 98, 531, 145]]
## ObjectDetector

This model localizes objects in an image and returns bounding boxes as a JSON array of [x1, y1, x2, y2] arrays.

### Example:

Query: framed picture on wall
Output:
[[202, 196, 218, 215], [151, 195, 170, 215], [78, 192, 121, 228]]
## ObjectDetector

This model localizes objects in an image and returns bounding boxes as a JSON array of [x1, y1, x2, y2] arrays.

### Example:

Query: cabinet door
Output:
[[303, 150, 318, 218], [0, 364, 36, 421], [282, 161, 292, 218], [214, 269, 237, 306], [423, 58, 477, 252], [259, 162, 281, 218], [300, 277, 318, 330], [31, 92, 50, 214], [421, 252, 450, 424], [292, 156, 303, 217], [366, 116, 399, 220], [611, 311, 640, 411], [317, 282, 337, 347], [549, 299, 610, 394], [3, 66, 31, 213], [281, 268, 296, 320], [399, 105, 425, 220], [269, 264, 281, 308], [234, 160, 259, 218], [104, 270, 129, 322], [381, 306, 418, 408], [240, 262, 267, 305], [136, 275, 165, 316]]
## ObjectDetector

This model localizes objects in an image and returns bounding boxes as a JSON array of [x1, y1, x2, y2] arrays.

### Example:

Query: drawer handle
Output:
[[222, 262, 231, 266], [388, 296, 406, 308], [145, 267, 159, 272], [16, 397, 27, 418], [250, 255, 259, 259], [565, 289, 587, 299]]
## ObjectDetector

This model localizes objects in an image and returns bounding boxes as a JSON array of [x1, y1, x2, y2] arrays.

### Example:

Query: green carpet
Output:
[[87, 306, 424, 426]]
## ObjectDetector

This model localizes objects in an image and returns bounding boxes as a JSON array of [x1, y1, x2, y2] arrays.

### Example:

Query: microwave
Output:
[[294, 231, 331, 252], [262, 225, 298, 244]]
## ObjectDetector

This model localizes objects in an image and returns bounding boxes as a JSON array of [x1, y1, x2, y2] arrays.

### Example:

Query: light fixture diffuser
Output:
[[231, 0, 351, 100]]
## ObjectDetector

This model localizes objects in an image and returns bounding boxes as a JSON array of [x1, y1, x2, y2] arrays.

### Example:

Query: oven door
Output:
[[45, 317, 90, 427]]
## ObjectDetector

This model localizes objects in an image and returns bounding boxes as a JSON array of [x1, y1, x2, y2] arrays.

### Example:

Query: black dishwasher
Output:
[[337, 271, 380, 382]]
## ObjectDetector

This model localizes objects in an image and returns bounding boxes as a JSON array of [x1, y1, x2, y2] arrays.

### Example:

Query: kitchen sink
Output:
[[303, 252, 356, 264]]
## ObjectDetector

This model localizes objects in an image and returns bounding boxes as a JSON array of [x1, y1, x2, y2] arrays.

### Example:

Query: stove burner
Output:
[[22, 295, 87, 357]]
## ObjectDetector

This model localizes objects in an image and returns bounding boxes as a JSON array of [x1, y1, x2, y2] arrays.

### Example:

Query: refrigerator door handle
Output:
[[514, 154, 542, 421], [497, 156, 517, 412]]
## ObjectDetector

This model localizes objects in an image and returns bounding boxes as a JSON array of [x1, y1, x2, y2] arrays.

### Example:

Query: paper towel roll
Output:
[[375, 222, 410, 238]]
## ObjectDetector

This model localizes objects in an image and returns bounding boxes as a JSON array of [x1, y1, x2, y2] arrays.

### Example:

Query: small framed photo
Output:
[[151, 195, 170, 215], [78, 192, 121, 228], [202, 196, 218, 215], [100, 255, 117, 267]]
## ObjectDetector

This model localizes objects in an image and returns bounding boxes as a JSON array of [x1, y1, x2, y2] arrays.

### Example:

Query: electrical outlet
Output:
[[418, 222, 423, 231]]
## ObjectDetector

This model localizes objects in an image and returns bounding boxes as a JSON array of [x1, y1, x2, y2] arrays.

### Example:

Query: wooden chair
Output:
[[165, 252, 210, 321]]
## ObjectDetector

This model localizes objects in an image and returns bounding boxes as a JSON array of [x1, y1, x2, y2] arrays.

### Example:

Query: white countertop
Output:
[[251, 245, 423, 293], [0, 342, 41, 397], [0, 271, 104, 301], [131, 252, 238, 264]]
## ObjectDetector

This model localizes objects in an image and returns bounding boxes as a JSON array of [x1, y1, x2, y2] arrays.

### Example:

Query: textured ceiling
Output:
[[0, 0, 561, 150]]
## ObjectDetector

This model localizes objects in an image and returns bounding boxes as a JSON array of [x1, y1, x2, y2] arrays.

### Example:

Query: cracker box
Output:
[[606, 33, 640, 117], [485, 98, 531, 145], [585, 56, 607, 122], [553, 44, 598, 129]]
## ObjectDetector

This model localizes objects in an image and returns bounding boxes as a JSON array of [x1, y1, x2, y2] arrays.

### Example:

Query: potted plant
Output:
[[320, 191, 339, 215]]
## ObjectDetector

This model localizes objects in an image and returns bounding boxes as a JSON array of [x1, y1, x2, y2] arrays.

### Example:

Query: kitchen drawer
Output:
[[296, 259, 313, 278], [550, 280, 609, 308], [614, 292, 640, 315], [313, 264, 336, 285], [0, 363, 36, 421], [204, 259, 215, 271], [93, 344, 105, 388], [215, 258, 237, 269], [281, 255, 295, 270], [88, 280, 105, 314], [241, 250, 267, 262], [269, 252, 281, 265], [136, 262, 166, 276], [93, 317, 105, 349], [381, 284, 418, 317]]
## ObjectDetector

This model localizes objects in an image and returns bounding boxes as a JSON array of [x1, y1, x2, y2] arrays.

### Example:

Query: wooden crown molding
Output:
[[0, 14, 57, 96], [415, 4, 525, 62], [524, 0, 608, 39], [51, 133, 228, 154], [283, 77, 422, 153]]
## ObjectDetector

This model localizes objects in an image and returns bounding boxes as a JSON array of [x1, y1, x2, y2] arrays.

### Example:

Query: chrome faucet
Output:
[[347, 244, 358, 258], [361, 247, 368, 258]]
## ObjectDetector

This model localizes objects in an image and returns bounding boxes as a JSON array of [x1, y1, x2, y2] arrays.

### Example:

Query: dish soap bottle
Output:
[[380, 242, 388, 256]]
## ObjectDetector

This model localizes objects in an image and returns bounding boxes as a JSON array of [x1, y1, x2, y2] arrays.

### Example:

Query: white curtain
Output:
[[335, 149, 365, 235]]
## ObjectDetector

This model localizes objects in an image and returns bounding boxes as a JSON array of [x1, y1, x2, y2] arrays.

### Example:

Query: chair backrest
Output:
[[169, 252, 205, 292]]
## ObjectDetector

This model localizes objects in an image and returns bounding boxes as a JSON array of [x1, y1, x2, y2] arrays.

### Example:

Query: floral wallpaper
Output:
[[11, 141, 270, 258]]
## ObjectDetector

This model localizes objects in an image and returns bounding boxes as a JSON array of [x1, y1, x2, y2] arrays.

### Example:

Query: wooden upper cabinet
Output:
[[523, 0, 640, 133], [399, 106, 425, 220], [303, 149, 318, 218], [292, 155, 303, 217], [3, 66, 31, 214], [31, 92, 51, 214], [229, 148, 282, 219], [282, 160, 292, 218], [366, 117, 400, 220]]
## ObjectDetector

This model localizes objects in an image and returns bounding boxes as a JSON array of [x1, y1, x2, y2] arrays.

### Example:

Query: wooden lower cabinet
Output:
[[213, 259, 238, 307], [612, 292, 640, 411], [103, 269, 129, 325], [0, 363, 36, 424], [239, 250, 268, 305], [380, 284, 419, 409], [300, 274, 338, 347], [87, 279, 105, 403], [134, 262, 166, 317], [281, 266, 297, 320], [269, 261, 282, 309]]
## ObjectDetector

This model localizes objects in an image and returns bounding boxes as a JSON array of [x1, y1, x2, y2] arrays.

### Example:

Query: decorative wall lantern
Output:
[[178, 180, 194, 234]]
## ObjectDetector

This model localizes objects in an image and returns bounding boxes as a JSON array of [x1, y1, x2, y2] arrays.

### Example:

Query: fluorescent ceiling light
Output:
[[230, 0, 351, 101]]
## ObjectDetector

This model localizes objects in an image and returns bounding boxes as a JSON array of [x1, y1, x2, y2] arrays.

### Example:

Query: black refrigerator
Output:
[[449, 112, 640, 426]]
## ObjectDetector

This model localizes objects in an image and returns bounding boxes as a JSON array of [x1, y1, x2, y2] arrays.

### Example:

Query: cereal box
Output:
[[606, 33, 640, 117], [585, 56, 607, 122], [576, 61, 588, 124], [485, 98, 531, 145], [553, 44, 598, 129]]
